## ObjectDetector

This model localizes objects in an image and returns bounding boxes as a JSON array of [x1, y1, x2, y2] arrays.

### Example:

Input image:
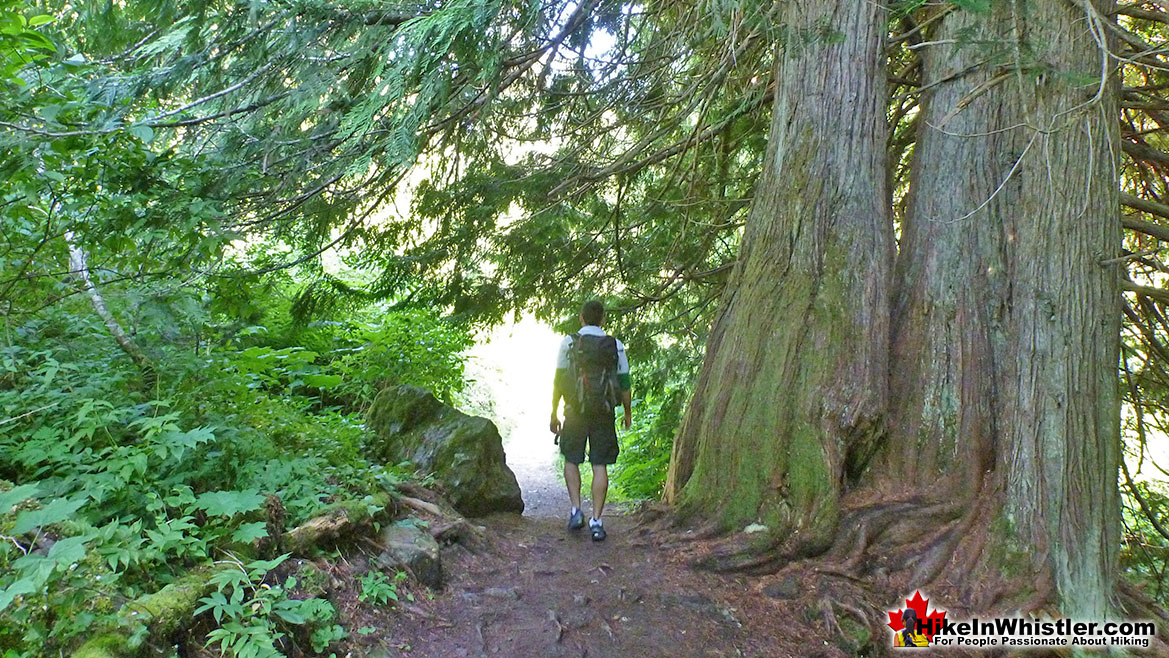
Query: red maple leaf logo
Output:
[[887, 591, 947, 641]]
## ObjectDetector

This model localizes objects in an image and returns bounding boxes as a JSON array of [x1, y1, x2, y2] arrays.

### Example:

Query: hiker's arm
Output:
[[551, 369, 566, 433], [621, 389, 632, 430], [617, 342, 632, 429], [551, 337, 569, 434], [619, 372, 632, 430]]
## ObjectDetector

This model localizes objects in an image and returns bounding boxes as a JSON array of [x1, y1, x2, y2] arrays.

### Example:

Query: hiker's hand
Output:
[[550, 415, 561, 435], [623, 409, 632, 430]]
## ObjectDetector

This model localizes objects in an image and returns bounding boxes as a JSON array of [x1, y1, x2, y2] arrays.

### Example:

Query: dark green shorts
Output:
[[559, 411, 619, 465]]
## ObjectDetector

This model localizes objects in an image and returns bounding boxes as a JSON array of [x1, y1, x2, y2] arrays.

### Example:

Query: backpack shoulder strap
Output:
[[600, 335, 618, 364], [567, 332, 582, 362]]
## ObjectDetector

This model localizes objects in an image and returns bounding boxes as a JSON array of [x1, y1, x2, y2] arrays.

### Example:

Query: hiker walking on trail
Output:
[[550, 300, 632, 542]]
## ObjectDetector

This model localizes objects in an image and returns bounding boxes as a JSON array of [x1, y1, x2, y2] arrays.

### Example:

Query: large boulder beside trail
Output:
[[367, 385, 524, 516]]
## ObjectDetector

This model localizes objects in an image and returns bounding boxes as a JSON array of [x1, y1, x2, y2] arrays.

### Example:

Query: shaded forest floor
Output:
[[346, 440, 837, 658], [338, 372, 861, 658], [369, 511, 811, 658]]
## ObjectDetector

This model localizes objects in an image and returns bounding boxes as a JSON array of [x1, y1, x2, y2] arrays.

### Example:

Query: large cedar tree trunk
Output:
[[667, 0, 1122, 618], [883, 6, 1008, 499], [880, 1, 1121, 618], [664, 0, 892, 557], [994, 0, 1121, 620]]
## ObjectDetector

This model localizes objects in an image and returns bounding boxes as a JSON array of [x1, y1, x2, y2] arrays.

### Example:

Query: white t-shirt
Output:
[[555, 325, 629, 376]]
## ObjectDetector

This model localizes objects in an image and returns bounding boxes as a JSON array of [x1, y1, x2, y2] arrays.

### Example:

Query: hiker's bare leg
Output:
[[564, 461, 582, 510], [591, 464, 608, 519]]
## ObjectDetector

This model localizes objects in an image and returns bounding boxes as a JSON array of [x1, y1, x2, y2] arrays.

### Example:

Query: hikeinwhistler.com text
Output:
[[920, 617, 1156, 649]]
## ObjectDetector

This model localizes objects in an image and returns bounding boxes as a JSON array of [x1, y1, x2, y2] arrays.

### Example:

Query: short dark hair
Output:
[[581, 300, 605, 326]]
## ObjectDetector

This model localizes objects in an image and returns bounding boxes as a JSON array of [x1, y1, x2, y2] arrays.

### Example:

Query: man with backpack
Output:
[[550, 300, 632, 542]]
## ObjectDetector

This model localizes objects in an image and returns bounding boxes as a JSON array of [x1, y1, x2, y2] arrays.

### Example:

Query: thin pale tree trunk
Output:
[[65, 231, 155, 379]]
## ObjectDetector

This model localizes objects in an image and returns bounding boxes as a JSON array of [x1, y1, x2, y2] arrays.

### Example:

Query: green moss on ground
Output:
[[71, 634, 131, 658]]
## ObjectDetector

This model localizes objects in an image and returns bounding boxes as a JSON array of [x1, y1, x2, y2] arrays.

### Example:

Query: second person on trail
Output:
[[550, 300, 632, 542]]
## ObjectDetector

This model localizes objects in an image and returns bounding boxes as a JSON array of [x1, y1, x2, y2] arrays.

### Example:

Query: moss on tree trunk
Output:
[[665, 0, 892, 558], [996, 0, 1121, 619], [667, 0, 1123, 623]]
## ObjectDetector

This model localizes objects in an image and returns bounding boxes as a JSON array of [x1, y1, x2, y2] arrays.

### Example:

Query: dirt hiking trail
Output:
[[383, 513, 785, 658], [380, 325, 815, 658], [374, 428, 814, 658]]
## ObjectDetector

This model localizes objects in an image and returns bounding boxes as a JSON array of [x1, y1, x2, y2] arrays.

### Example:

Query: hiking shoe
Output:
[[568, 508, 585, 530], [590, 519, 606, 542]]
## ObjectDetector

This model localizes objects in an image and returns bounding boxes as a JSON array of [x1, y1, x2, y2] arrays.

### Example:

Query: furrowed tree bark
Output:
[[871, 2, 1121, 621], [664, 0, 891, 558], [662, 0, 1123, 623], [884, 5, 1007, 498], [997, 0, 1121, 620]]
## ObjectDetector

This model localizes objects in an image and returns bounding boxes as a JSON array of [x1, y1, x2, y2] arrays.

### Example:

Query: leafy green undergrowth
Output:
[[195, 555, 347, 658], [358, 569, 410, 607], [0, 303, 470, 656], [220, 276, 474, 412], [1122, 477, 1169, 608], [610, 384, 688, 501]]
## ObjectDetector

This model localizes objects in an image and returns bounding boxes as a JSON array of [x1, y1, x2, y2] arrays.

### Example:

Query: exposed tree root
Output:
[[675, 496, 969, 579], [649, 485, 1169, 656], [400, 494, 445, 517], [397, 486, 488, 552]]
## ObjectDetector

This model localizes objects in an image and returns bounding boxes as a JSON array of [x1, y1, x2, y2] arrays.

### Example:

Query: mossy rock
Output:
[[368, 385, 523, 516], [368, 385, 444, 435], [378, 521, 443, 588]]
